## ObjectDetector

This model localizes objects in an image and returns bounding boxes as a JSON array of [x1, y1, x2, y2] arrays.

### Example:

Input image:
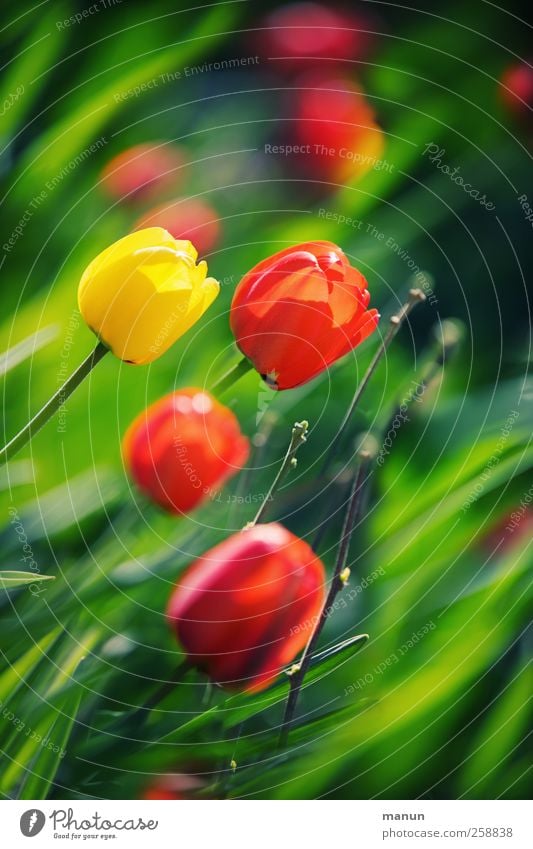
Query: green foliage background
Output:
[[0, 0, 531, 800]]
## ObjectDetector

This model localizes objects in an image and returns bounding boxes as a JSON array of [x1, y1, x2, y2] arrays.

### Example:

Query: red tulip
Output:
[[143, 774, 207, 800], [499, 62, 533, 119], [293, 74, 384, 182], [481, 506, 533, 554], [230, 241, 379, 389], [123, 389, 249, 514], [100, 142, 186, 202], [258, 3, 376, 73], [135, 197, 221, 255], [167, 523, 326, 692]]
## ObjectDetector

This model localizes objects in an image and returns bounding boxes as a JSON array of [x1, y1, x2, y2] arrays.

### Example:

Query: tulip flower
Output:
[[258, 3, 376, 74], [293, 75, 384, 183], [78, 227, 220, 364], [230, 241, 379, 389], [167, 522, 325, 692], [100, 142, 185, 202], [123, 388, 249, 513], [499, 62, 533, 120], [143, 774, 207, 800], [1, 228, 220, 466], [481, 506, 533, 554], [135, 197, 221, 255]]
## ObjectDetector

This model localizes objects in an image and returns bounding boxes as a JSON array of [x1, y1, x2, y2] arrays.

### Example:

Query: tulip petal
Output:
[[230, 241, 378, 389], [167, 524, 325, 691], [233, 251, 327, 316], [78, 228, 177, 299], [78, 229, 219, 363], [124, 388, 249, 513]]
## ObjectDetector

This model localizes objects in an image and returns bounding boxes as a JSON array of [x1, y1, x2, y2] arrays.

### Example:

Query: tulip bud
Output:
[[230, 241, 379, 389], [100, 142, 186, 202], [143, 774, 207, 800], [499, 62, 533, 120], [78, 228, 220, 364], [123, 388, 249, 513], [258, 3, 376, 74], [167, 523, 326, 692], [481, 506, 533, 554], [293, 75, 384, 183], [135, 197, 222, 256]]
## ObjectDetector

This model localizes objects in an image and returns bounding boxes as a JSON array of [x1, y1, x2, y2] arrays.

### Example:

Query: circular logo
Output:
[[20, 810, 46, 837]]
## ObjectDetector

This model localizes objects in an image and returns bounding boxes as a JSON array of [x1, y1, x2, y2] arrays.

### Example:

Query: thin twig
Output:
[[279, 450, 373, 747], [376, 316, 463, 441], [312, 318, 461, 552], [322, 288, 426, 474], [249, 420, 309, 526]]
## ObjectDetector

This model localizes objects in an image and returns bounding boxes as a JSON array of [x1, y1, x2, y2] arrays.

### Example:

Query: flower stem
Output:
[[322, 289, 426, 474], [249, 420, 309, 526], [211, 356, 252, 395], [279, 448, 373, 748], [0, 341, 109, 466], [133, 660, 192, 722], [376, 317, 463, 439]]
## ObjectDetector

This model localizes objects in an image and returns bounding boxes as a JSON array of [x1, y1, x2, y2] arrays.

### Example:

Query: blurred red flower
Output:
[[292, 74, 384, 183], [123, 389, 249, 514], [258, 2, 376, 73], [499, 62, 533, 120], [230, 240, 379, 389], [167, 522, 326, 692], [143, 773, 207, 800], [100, 142, 186, 202], [481, 506, 533, 554], [135, 197, 222, 255]]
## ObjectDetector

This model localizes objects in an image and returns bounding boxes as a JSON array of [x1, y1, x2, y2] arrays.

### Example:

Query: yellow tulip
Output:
[[78, 228, 220, 364]]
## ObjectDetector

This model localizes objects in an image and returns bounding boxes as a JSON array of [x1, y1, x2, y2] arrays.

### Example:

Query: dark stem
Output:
[[210, 356, 252, 395], [279, 452, 372, 747], [376, 317, 462, 447], [133, 660, 192, 722], [0, 341, 109, 466], [311, 474, 352, 553], [321, 289, 426, 474]]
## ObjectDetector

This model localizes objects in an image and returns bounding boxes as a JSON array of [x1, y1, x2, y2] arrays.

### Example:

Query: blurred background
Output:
[[0, 0, 531, 801]]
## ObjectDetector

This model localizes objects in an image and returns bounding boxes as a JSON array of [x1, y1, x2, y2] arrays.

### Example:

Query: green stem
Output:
[[279, 450, 372, 748], [210, 356, 252, 395], [133, 660, 192, 722], [0, 341, 108, 466], [321, 289, 426, 474], [249, 420, 309, 526]]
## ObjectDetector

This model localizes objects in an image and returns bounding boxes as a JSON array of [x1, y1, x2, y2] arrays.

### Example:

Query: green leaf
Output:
[[306, 634, 369, 678], [5, 468, 122, 543], [45, 627, 101, 699], [0, 629, 60, 707], [13, 5, 241, 197], [458, 660, 533, 798], [18, 689, 82, 800], [0, 571, 55, 588], [0, 325, 59, 378], [221, 634, 370, 731], [0, 461, 35, 491], [0, 688, 81, 798], [0, 6, 67, 147]]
